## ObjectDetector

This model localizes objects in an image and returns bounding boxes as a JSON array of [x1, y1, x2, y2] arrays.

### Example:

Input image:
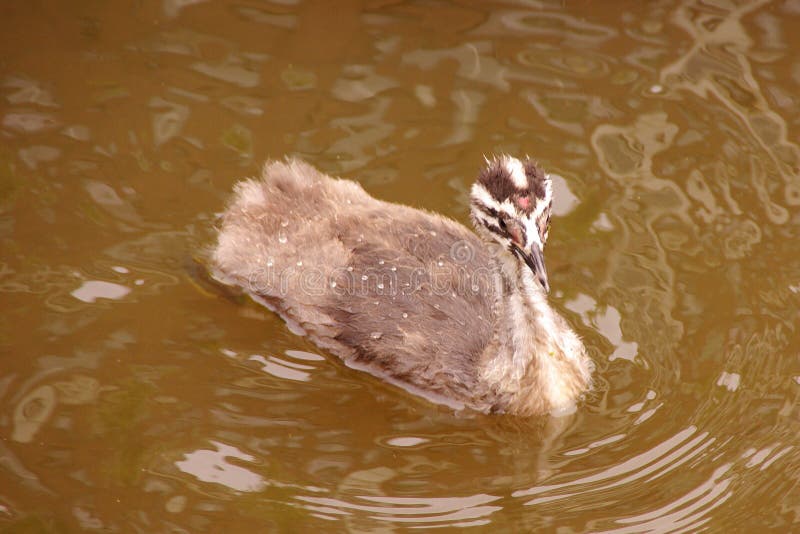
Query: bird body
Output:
[[211, 157, 593, 416]]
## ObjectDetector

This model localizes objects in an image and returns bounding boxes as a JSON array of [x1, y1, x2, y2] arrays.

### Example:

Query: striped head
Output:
[[469, 155, 553, 292]]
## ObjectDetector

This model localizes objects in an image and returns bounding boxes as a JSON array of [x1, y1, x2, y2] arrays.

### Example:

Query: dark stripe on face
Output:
[[482, 214, 529, 249], [473, 202, 499, 219], [479, 218, 507, 240], [536, 212, 549, 243]]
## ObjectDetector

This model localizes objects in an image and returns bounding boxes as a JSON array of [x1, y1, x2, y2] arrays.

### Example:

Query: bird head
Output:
[[469, 155, 553, 292]]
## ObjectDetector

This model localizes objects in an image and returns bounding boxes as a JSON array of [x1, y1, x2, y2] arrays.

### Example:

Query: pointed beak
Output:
[[514, 242, 549, 293]]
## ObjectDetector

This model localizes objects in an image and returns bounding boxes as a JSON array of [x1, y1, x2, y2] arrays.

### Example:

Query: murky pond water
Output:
[[2, 0, 800, 531]]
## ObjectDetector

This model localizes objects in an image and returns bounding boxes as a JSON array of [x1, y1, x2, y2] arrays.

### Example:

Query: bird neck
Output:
[[480, 247, 592, 416]]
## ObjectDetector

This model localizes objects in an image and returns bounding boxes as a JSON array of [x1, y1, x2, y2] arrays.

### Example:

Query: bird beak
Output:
[[515, 242, 550, 293]]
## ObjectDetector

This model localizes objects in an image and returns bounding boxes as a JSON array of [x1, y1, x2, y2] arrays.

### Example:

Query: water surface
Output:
[[2, 0, 800, 531]]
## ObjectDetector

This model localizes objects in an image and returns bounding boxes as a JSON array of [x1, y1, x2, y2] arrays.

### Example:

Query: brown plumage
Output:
[[211, 157, 593, 416]]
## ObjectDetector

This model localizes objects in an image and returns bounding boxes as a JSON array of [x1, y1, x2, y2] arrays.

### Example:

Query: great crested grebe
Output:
[[211, 156, 593, 416]]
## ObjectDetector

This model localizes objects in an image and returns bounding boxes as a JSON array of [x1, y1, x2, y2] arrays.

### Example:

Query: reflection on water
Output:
[[176, 441, 267, 492], [2, 0, 800, 531], [297, 492, 502, 527]]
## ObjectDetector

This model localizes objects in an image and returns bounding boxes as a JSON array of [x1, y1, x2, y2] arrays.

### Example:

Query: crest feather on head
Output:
[[476, 156, 551, 215]]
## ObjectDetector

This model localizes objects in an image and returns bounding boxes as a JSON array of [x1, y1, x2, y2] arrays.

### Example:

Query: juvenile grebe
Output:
[[211, 157, 592, 416]]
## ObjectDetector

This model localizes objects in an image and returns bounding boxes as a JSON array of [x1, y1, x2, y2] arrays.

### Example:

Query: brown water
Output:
[[2, 0, 800, 531]]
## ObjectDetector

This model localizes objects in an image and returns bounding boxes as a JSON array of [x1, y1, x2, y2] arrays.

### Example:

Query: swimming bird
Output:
[[211, 156, 593, 416]]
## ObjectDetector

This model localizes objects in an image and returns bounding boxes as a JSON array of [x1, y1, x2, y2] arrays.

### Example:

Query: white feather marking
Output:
[[498, 199, 517, 216], [471, 183, 503, 212], [531, 200, 546, 220], [544, 173, 553, 200], [501, 155, 528, 189], [471, 210, 494, 230], [524, 218, 543, 249]]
